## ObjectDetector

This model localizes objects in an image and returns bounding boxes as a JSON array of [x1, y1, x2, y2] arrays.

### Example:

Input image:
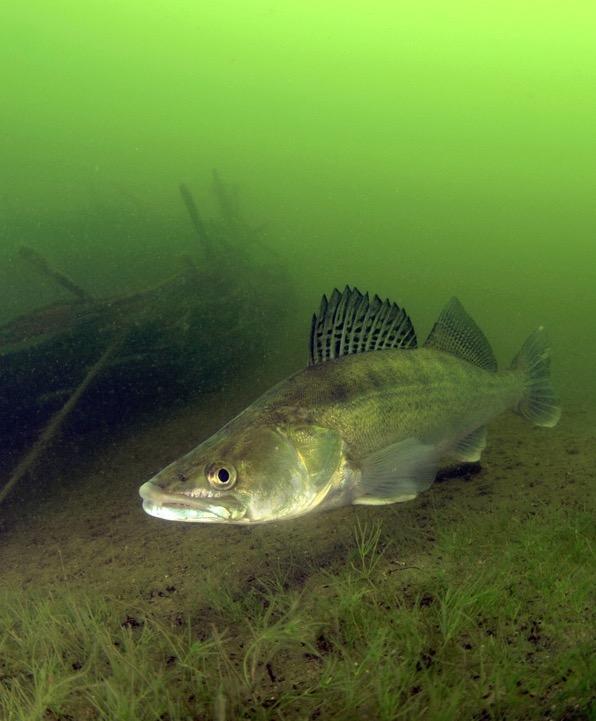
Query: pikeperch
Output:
[[139, 287, 560, 524]]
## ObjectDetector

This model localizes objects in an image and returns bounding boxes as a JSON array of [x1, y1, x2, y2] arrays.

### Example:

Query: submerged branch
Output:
[[178, 183, 212, 256], [18, 246, 94, 303], [0, 329, 128, 505]]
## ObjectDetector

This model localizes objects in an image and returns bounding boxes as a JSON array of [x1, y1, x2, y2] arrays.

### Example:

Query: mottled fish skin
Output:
[[139, 348, 523, 524], [259, 348, 523, 459], [139, 288, 559, 524]]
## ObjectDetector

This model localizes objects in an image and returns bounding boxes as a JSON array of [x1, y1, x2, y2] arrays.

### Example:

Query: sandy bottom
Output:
[[0, 384, 593, 618]]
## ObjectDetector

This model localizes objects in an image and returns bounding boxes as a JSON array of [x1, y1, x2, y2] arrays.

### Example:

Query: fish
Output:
[[139, 286, 560, 524]]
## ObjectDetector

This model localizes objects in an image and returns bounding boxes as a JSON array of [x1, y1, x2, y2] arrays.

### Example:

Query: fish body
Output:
[[139, 287, 560, 524]]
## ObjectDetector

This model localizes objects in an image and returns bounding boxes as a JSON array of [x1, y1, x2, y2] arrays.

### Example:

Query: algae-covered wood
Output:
[[0, 175, 290, 453]]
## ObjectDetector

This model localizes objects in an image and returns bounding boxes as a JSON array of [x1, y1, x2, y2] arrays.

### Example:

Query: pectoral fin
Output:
[[353, 438, 440, 506]]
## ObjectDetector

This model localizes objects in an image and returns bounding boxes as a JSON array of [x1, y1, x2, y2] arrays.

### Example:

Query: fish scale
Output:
[[139, 286, 560, 524], [268, 349, 521, 458]]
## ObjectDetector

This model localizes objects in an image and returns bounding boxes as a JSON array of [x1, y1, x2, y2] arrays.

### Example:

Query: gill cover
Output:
[[242, 424, 344, 521]]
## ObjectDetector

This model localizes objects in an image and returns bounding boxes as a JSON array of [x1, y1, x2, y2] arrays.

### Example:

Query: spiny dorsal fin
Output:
[[308, 286, 417, 366], [424, 297, 497, 371]]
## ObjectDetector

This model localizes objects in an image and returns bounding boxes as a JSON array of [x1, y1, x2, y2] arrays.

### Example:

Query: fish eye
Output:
[[206, 463, 237, 489]]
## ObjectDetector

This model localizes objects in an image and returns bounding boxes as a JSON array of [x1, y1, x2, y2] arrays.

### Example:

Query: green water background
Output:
[[2, 0, 595, 406]]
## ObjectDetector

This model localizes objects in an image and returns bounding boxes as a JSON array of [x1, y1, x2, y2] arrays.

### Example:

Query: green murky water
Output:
[[0, 3, 594, 720], [2, 2, 595, 394]]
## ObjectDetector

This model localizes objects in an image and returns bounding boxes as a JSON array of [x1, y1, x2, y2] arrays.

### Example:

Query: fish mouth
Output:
[[139, 481, 248, 523]]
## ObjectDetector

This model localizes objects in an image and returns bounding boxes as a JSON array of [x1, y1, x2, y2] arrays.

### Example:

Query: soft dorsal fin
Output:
[[424, 297, 497, 371], [308, 286, 417, 366]]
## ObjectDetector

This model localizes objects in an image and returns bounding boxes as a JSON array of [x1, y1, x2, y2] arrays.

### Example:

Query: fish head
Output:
[[139, 422, 345, 524]]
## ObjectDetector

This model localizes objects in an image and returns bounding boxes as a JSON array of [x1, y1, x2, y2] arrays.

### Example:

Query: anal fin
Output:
[[451, 426, 487, 463], [354, 492, 418, 506], [353, 437, 440, 506]]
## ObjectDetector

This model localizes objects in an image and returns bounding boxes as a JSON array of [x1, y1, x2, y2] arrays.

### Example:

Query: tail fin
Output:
[[511, 327, 561, 427]]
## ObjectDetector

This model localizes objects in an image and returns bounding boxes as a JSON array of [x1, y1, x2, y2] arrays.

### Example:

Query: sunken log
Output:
[[0, 173, 291, 460]]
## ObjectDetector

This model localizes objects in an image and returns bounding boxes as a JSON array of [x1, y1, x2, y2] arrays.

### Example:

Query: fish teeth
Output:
[[184, 487, 222, 500]]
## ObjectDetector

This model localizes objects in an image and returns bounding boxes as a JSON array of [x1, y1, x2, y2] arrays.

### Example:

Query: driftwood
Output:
[[18, 246, 94, 302], [178, 183, 213, 255], [0, 172, 291, 465], [0, 329, 127, 504]]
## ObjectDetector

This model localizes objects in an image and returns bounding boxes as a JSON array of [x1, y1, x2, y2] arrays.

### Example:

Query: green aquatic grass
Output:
[[0, 503, 594, 721]]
